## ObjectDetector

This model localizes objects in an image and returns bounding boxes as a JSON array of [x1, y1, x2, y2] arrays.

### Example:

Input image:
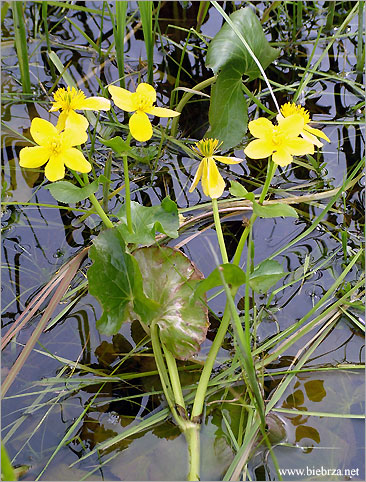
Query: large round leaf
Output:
[[132, 246, 209, 360]]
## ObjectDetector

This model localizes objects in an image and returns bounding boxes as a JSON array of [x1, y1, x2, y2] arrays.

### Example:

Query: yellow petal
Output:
[[30, 118, 58, 146], [304, 124, 330, 142], [56, 111, 68, 132], [286, 138, 314, 156], [136, 83, 156, 104], [277, 114, 304, 138], [244, 139, 274, 159], [129, 111, 153, 142], [248, 117, 274, 139], [77, 96, 111, 111], [272, 148, 293, 167], [213, 155, 243, 165], [60, 124, 88, 147], [189, 159, 204, 193], [49, 102, 62, 112], [108, 85, 135, 112], [19, 146, 50, 168], [62, 148, 92, 173], [146, 106, 180, 118], [206, 157, 225, 199], [64, 110, 89, 132], [201, 158, 209, 197], [301, 130, 323, 148], [44, 155, 65, 182]]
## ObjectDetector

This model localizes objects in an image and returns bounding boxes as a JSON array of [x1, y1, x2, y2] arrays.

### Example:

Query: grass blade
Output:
[[138, 0, 154, 83], [115, 0, 128, 88], [12, 1, 31, 94]]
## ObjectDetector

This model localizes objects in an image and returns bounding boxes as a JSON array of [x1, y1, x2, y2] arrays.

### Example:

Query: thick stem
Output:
[[123, 154, 133, 234], [162, 344, 186, 412], [184, 423, 200, 481], [212, 198, 228, 264]]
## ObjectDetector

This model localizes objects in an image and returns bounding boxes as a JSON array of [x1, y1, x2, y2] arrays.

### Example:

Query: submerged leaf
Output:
[[132, 247, 209, 360]]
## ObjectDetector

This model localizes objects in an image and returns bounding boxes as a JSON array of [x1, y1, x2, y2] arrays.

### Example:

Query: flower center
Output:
[[53, 86, 86, 112], [49, 139, 62, 154], [132, 92, 153, 112], [280, 102, 310, 124], [272, 127, 284, 146], [194, 138, 222, 157]]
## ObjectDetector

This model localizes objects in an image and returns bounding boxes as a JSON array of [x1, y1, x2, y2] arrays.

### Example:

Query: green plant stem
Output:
[[356, 1, 365, 72], [185, 423, 200, 481], [233, 159, 277, 265], [12, 1, 31, 94], [162, 344, 186, 412], [122, 133, 133, 233], [1, 442, 16, 481], [170, 77, 216, 137], [212, 198, 228, 264], [88, 193, 114, 229]]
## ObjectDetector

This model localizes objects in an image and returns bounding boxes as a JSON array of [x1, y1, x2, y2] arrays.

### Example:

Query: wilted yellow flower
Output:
[[189, 138, 243, 199], [244, 114, 315, 167], [50, 86, 110, 131], [19, 118, 91, 182], [278, 102, 330, 147], [108, 83, 180, 142]]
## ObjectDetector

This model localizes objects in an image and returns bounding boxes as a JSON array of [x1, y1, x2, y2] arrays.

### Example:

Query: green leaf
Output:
[[253, 202, 298, 218], [206, 67, 248, 150], [206, 7, 280, 80], [229, 180, 255, 201], [99, 136, 132, 156], [116, 197, 179, 245], [249, 259, 286, 294], [193, 263, 246, 300], [87, 228, 159, 335], [131, 247, 209, 360], [45, 180, 99, 203]]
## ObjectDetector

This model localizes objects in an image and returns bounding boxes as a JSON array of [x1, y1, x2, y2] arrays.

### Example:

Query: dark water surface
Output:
[[1, 2, 364, 480]]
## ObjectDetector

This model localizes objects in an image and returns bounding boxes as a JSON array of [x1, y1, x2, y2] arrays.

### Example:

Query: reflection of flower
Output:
[[50, 86, 110, 131], [189, 138, 243, 199], [108, 83, 180, 142], [19, 118, 90, 182], [278, 102, 330, 147], [244, 114, 314, 167]]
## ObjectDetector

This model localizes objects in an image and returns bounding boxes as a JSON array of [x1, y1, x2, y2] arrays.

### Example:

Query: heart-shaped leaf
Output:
[[206, 67, 248, 150], [87, 228, 159, 335], [45, 180, 99, 203], [253, 202, 298, 218], [131, 247, 209, 360], [206, 7, 280, 80], [229, 180, 255, 201], [116, 197, 179, 245], [249, 259, 287, 293], [193, 263, 246, 300]]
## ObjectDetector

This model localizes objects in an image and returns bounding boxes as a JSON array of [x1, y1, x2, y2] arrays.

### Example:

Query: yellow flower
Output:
[[108, 83, 180, 142], [189, 138, 243, 199], [19, 118, 91, 182], [278, 102, 330, 147], [244, 114, 315, 167], [49, 86, 110, 131]]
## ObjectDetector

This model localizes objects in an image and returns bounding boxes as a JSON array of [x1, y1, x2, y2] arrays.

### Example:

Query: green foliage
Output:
[[253, 202, 298, 218], [206, 67, 248, 150], [88, 231, 209, 359], [99, 136, 132, 156], [229, 181, 255, 201], [88, 228, 158, 335], [205, 7, 279, 150], [45, 180, 99, 203], [206, 7, 279, 79], [132, 247, 209, 359], [249, 259, 286, 293], [193, 263, 246, 300], [116, 197, 179, 245]]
